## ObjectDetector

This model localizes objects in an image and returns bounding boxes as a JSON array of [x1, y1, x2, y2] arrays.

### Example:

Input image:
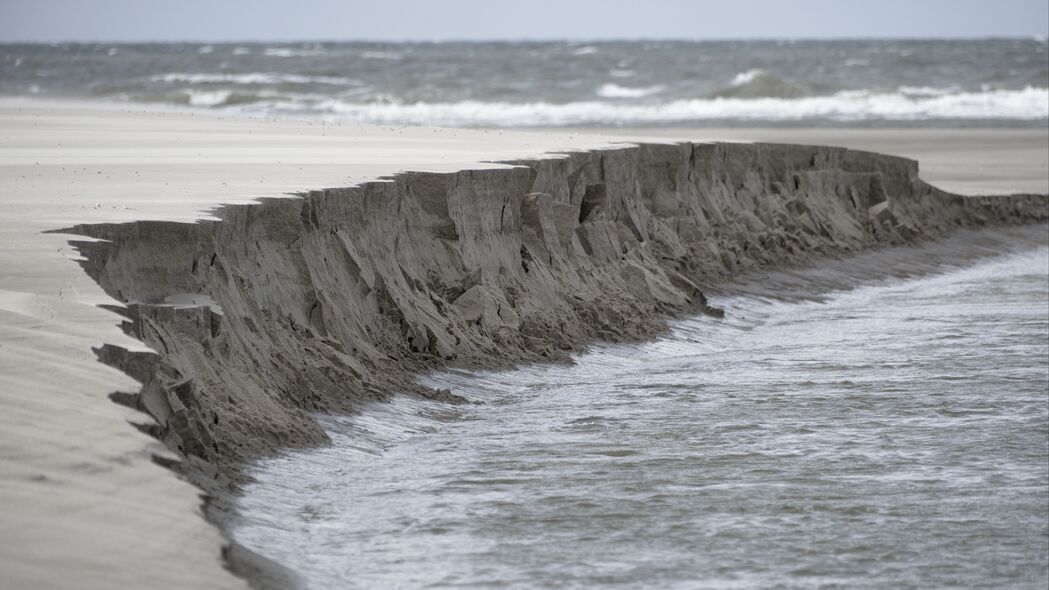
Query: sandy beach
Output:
[[0, 98, 1046, 589], [0, 98, 632, 589]]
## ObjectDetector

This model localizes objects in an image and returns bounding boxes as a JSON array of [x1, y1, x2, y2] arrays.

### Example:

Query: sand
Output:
[[0, 98, 1045, 590], [0, 98, 636, 590], [593, 127, 1049, 197]]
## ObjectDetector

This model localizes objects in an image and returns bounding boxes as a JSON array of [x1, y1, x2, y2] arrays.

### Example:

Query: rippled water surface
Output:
[[3, 40, 1047, 126], [235, 228, 1049, 589]]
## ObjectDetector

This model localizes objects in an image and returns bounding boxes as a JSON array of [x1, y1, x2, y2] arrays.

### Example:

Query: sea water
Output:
[[2, 39, 1047, 126], [233, 226, 1049, 589]]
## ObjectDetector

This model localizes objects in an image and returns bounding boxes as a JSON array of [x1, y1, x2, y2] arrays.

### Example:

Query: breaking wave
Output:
[[224, 86, 1049, 127], [595, 83, 666, 98], [714, 69, 813, 98], [731, 68, 767, 86], [262, 47, 327, 58], [150, 72, 361, 86]]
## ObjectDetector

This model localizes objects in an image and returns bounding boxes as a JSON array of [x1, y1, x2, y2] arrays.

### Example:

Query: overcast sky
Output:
[[1, 0, 1047, 43]]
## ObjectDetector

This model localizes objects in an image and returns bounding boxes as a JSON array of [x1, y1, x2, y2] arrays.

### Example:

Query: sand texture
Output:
[[588, 128, 1049, 198], [0, 99, 1046, 589]]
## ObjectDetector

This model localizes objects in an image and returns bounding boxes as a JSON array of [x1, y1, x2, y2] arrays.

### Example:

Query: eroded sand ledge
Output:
[[57, 139, 1049, 585], [1, 100, 1046, 590], [0, 106, 1023, 589]]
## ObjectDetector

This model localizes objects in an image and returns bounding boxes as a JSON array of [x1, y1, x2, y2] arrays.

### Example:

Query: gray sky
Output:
[[1, 0, 1047, 42]]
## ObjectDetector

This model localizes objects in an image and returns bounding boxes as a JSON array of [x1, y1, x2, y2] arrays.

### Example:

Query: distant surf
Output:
[[2, 39, 1047, 127], [218, 86, 1049, 126]]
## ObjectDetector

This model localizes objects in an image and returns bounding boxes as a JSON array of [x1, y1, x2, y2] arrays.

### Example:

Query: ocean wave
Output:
[[596, 83, 665, 98], [127, 88, 296, 108], [718, 69, 812, 98], [150, 72, 361, 86], [230, 87, 1049, 126], [263, 47, 327, 58], [896, 85, 963, 97], [360, 51, 402, 60], [187, 90, 233, 107], [731, 69, 767, 86]]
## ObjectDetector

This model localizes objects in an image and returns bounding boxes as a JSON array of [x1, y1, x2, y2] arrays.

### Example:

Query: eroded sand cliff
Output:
[[63, 141, 1046, 584]]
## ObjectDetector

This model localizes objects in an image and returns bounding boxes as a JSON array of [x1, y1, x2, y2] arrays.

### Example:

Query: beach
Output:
[[0, 98, 630, 589], [0, 98, 1046, 589]]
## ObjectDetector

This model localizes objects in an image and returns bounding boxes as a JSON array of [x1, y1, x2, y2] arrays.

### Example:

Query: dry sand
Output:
[[0, 98, 1045, 589], [590, 127, 1049, 197]]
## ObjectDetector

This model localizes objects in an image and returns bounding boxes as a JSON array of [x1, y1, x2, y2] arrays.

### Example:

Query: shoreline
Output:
[[1, 99, 1047, 589], [231, 222, 1049, 588]]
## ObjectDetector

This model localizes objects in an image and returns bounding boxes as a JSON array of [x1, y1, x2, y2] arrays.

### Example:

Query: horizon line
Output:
[[2, 34, 1047, 45]]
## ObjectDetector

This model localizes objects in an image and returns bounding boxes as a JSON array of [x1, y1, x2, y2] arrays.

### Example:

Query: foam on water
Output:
[[186, 89, 233, 107], [234, 87, 1049, 127], [595, 83, 666, 98], [263, 47, 328, 58], [232, 226, 1049, 589], [731, 69, 767, 86], [149, 72, 362, 86]]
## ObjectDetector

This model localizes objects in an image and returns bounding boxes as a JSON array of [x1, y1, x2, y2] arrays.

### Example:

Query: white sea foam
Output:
[[609, 69, 636, 78], [265, 87, 1049, 127], [263, 47, 327, 58], [572, 46, 599, 56], [731, 68, 766, 86], [151, 72, 360, 86], [897, 85, 962, 97], [595, 83, 665, 98], [186, 90, 233, 107]]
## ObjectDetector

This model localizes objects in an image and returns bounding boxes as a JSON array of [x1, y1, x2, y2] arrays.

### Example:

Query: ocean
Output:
[[2, 39, 1047, 127], [233, 226, 1049, 589]]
